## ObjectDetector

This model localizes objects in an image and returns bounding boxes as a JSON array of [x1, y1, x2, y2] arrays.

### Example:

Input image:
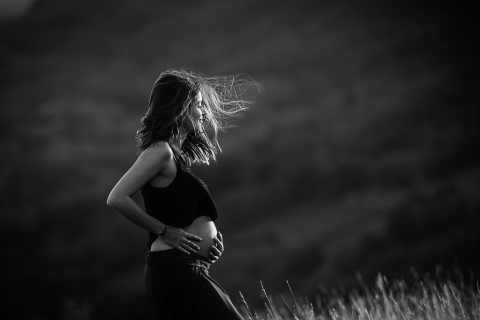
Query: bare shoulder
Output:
[[134, 141, 174, 187], [107, 142, 174, 201], [139, 141, 173, 168]]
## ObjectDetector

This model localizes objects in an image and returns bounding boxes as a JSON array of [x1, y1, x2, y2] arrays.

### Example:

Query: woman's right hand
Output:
[[161, 225, 202, 255]]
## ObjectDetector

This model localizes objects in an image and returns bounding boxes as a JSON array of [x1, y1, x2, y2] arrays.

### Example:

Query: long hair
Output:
[[136, 69, 261, 165]]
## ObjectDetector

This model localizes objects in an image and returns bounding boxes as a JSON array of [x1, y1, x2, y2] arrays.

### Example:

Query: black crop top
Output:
[[140, 148, 219, 250]]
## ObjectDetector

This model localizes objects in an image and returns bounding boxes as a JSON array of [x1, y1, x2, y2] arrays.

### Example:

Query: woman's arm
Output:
[[106, 143, 171, 235], [106, 142, 203, 254]]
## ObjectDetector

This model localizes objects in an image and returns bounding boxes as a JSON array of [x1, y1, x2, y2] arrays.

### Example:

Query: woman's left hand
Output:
[[208, 231, 224, 263]]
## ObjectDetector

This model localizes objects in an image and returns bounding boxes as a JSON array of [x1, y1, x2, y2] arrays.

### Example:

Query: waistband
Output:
[[146, 249, 211, 270]]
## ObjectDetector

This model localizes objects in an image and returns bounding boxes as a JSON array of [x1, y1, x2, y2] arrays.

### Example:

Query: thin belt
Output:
[[146, 249, 211, 270]]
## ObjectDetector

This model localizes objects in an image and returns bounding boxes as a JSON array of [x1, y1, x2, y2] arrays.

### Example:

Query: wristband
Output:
[[160, 225, 167, 237]]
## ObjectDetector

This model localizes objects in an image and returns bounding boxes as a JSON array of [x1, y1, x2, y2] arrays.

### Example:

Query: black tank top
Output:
[[140, 145, 219, 250]]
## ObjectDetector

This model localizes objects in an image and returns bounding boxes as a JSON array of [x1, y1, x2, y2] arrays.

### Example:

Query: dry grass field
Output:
[[240, 269, 480, 320]]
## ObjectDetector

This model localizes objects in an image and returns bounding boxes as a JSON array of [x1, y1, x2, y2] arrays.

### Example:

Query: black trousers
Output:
[[145, 249, 244, 320]]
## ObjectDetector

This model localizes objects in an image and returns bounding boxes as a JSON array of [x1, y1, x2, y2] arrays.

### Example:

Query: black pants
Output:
[[145, 249, 244, 320]]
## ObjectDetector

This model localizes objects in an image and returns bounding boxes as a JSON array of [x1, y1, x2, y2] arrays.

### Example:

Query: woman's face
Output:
[[184, 91, 205, 132]]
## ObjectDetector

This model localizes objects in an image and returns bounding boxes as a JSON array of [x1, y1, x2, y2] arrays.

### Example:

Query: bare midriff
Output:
[[150, 216, 217, 259]]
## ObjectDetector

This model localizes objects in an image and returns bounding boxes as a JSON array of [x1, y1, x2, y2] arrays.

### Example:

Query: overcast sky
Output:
[[0, 0, 36, 19]]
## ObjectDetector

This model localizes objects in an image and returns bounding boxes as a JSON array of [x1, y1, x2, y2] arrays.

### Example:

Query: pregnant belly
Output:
[[150, 216, 217, 258]]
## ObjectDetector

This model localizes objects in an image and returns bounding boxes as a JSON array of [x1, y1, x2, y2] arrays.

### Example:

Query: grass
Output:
[[239, 269, 480, 320]]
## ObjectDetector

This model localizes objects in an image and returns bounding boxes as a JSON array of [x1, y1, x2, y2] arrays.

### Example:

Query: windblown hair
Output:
[[136, 69, 261, 165]]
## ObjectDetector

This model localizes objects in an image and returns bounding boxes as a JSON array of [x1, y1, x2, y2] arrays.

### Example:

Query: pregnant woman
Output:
[[106, 69, 259, 320]]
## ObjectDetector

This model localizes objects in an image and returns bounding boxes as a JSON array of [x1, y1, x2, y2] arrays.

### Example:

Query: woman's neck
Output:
[[170, 127, 188, 152]]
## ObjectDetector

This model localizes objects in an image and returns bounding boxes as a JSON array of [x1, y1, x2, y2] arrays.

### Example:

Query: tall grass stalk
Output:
[[241, 271, 480, 320]]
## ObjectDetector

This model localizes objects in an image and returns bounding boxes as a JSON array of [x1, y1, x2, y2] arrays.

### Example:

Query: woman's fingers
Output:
[[185, 232, 202, 242], [217, 231, 223, 243], [210, 245, 221, 256], [209, 251, 219, 263], [180, 242, 197, 253], [209, 251, 219, 259], [163, 229, 199, 254], [184, 239, 200, 251], [176, 245, 191, 255], [214, 237, 224, 252]]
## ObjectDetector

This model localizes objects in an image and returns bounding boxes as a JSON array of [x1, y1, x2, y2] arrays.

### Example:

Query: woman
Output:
[[106, 69, 259, 320]]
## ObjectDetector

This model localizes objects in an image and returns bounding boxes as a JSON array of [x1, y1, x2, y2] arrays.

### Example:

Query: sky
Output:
[[0, 0, 36, 19]]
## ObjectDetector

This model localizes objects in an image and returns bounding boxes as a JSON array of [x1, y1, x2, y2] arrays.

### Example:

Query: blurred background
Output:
[[1, 0, 479, 319]]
